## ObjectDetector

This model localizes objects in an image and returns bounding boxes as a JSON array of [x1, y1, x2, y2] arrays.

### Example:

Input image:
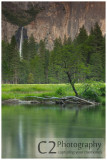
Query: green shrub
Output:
[[55, 87, 65, 96], [101, 98, 105, 105], [82, 89, 99, 102], [99, 87, 105, 96]]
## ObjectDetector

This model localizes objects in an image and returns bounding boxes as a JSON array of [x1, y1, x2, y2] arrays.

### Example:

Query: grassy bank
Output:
[[2, 82, 105, 104]]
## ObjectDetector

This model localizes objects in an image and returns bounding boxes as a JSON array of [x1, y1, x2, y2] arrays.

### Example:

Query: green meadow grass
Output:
[[2, 82, 105, 103]]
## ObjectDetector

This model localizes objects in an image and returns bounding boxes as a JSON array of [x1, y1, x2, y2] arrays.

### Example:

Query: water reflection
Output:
[[18, 115, 24, 156], [2, 104, 105, 158]]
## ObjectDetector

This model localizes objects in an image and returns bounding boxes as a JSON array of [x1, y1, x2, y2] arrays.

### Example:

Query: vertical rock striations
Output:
[[2, 2, 105, 50]]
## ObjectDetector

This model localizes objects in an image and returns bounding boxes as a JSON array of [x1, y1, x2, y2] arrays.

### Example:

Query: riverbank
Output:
[[2, 96, 99, 106], [2, 82, 105, 105]]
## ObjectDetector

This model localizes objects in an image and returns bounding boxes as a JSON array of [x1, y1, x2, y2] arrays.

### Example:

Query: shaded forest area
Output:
[[2, 23, 105, 85]]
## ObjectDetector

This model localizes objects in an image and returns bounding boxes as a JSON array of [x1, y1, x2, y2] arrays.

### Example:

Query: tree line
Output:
[[2, 22, 105, 90]]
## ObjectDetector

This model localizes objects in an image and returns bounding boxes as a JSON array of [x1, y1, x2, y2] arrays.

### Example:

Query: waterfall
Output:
[[19, 27, 23, 58]]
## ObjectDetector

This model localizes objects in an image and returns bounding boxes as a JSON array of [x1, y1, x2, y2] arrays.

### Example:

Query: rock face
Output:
[[2, 2, 105, 50], [2, 15, 18, 42]]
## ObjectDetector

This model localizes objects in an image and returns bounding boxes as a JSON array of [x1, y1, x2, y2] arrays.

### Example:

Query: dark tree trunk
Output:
[[66, 72, 79, 97]]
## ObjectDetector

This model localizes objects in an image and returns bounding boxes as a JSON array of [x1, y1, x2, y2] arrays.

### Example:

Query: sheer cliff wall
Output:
[[2, 2, 105, 50]]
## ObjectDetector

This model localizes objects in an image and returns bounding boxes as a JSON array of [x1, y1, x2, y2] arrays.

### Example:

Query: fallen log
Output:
[[21, 96, 99, 105]]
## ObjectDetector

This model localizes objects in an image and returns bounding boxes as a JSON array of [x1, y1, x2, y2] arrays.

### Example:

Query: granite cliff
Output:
[[2, 2, 105, 50]]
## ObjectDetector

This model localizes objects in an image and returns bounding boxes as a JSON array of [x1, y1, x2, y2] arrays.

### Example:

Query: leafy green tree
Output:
[[74, 26, 91, 80], [88, 23, 105, 81], [22, 39, 29, 60], [39, 40, 45, 57], [74, 26, 89, 63], [2, 41, 10, 83], [54, 37, 62, 51], [18, 60, 30, 84], [38, 40, 50, 83], [90, 52, 103, 81], [91, 22, 103, 45], [50, 44, 86, 96], [10, 36, 20, 83], [28, 34, 37, 59], [49, 37, 64, 83], [2, 36, 20, 83], [101, 37, 105, 80], [44, 49, 50, 83], [76, 25, 88, 44], [27, 73, 34, 84], [30, 55, 44, 83]]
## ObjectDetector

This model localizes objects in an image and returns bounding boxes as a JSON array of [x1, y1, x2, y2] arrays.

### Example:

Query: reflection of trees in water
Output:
[[2, 105, 105, 158], [66, 105, 105, 138], [66, 107, 79, 137], [101, 108, 105, 117]]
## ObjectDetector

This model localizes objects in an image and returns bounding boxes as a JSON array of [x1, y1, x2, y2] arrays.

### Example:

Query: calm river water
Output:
[[2, 104, 105, 158]]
